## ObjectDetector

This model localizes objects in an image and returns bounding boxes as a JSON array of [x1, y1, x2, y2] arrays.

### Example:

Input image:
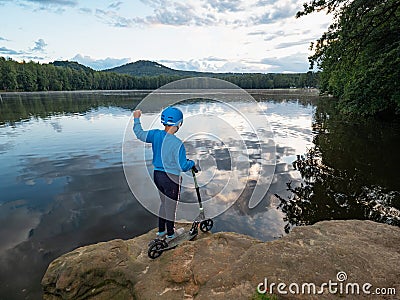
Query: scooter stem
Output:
[[192, 169, 203, 209]]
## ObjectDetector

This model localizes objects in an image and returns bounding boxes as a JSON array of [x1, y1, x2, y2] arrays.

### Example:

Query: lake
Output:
[[0, 89, 399, 299]]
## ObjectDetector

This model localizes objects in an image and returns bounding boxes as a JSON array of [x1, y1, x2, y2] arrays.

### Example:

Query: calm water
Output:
[[0, 90, 399, 299]]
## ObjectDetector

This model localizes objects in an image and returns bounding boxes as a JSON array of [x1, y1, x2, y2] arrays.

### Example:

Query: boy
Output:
[[133, 107, 195, 240]]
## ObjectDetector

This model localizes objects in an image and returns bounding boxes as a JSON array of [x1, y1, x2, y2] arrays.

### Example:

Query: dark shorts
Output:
[[153, 170, 180, 235], [153, 170, 180, 201]]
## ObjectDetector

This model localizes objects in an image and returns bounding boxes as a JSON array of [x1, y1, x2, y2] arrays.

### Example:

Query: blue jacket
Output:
[[133, 118, 195, 176]]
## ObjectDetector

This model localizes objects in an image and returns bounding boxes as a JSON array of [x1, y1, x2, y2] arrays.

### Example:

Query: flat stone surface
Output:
[[42, 220, 400, 299]]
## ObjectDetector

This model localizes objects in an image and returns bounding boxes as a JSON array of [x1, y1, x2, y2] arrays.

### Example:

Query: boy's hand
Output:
[[192, 165, 199, 173], [133, 110, 142, 118]]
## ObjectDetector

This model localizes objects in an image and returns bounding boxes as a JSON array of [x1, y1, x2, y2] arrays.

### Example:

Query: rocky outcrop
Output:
[[42, 220, 400, 299]]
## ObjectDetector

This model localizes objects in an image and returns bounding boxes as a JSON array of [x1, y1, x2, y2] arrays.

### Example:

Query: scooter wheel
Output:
[[148, 238, 162, 247], [189, 227, 198, 236], [200, 219, 213, 232], [148, 240, 165, 259]]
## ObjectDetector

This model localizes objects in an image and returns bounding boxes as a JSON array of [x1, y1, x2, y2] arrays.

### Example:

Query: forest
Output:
[[297, 0, 400, 117], [0, 57, 318, 92]]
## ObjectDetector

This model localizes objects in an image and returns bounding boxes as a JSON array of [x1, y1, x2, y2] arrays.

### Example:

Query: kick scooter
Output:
[[148, 166, 213, 259]]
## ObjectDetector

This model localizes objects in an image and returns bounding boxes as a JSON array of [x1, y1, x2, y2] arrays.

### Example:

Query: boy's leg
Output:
[[164, 174, 180, 236], [158, 195, 167, 233], [165, 201, 177, 236], [154, 171, 167, 233], [156, 172, 180, 236]]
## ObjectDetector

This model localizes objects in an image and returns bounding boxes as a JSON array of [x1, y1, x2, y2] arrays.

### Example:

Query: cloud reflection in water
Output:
[[0, 92, 316, 299]]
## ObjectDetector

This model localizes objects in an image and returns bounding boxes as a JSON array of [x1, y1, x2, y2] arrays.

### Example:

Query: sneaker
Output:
[[156, 230, 167, 238], [165, 228, 185, 242], [165, 233, 176, 243]]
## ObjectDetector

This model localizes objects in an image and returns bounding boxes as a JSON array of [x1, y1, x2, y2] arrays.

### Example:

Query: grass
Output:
[[251, 292, 279, 300]]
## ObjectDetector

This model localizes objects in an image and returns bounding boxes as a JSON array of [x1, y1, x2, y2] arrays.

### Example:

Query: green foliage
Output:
[[298, 0, 400, 117], [108, 60, 320, 89], [0, 57, 319, 92], [251, 292, 278, 300], [0, 58, 149, 91]]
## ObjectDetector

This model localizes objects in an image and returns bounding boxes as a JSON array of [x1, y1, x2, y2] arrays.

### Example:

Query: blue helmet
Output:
[[161, 107, 183, 126]]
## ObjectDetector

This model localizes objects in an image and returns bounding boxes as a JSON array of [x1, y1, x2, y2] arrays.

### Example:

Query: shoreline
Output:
[[0, 87, 320, 95]]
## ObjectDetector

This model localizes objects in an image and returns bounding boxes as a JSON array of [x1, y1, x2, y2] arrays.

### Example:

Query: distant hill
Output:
[[105, 60, 230, 77], [51, 61, 94, 73], [51, 59, 224, 77]]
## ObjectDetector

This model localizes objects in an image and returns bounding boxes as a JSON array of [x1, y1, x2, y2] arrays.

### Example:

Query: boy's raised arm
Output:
[[133, 110, 154, 143]]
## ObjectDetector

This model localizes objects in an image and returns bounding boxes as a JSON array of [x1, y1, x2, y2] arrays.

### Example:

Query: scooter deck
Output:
[[163, 231, 197, 250]]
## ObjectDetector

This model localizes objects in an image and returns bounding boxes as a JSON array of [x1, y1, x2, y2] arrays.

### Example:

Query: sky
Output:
[[0, 0, 332, 73]]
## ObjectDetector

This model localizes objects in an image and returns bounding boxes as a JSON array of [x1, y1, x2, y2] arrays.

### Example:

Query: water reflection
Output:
[[0, 91, 147, 125], [0, 91, 314, 299], [1, 90, 397, 299], [275, 98, 400, 233], [124, 96, 277, 221], [0, 102, 155, 299], [0, 152, 156, 299]]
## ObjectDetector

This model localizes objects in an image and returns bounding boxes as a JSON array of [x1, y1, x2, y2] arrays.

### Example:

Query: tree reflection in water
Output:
[[275, 99, 400, 234]]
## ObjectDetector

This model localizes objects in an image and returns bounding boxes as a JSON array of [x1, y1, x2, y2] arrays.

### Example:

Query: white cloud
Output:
[[1, 0, 333, 73], [161, 56, 273, 73], [0, 39, 47, 58], [159, 59, 213, 72], [255, 0, 277, 5], [251, 1, 300, 24], [108, 1, 123, 10], [218, 61, 256, 73], [205, 56, 229, 62], [260, 52, 311, 72], [275, 38, 314, 49], [95, 9, 142, 28], [31, 38, 47, 52], [139, 0, 168, 9], [0, 46, 22, 55], [71, 54, 130, 70], [92, 0, 305, 28], [79, 7, 91, 14], [142, 1, 220, 26], [0, 0, 77, 8], [203, 0, 244, 13], [22, 0, 77, 6]]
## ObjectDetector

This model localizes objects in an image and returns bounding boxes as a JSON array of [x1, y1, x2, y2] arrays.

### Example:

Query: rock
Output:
[[42, 220, 400, 299]]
